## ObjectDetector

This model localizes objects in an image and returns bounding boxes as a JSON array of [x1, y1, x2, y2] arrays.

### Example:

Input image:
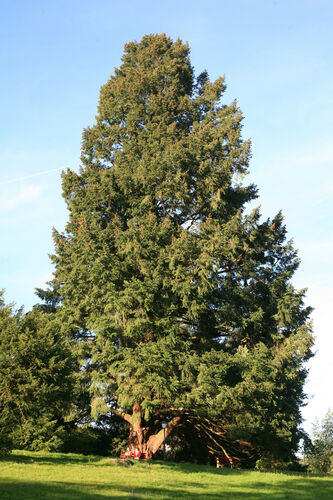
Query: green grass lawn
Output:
[[0, 450, 332, 499]]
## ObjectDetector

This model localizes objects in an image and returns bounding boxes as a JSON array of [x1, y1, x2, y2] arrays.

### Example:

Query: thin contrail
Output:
[[0, 167, 68, 186]]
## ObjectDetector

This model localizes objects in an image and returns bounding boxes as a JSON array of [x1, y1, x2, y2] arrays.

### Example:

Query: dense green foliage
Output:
[[304, 410, 333, 473], [0, 292, 74, 451], [40, 34, 313, 460]]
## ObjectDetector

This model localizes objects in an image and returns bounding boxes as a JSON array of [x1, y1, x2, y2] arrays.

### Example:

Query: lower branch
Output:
[[110, 407, 132, 423], [146, 412, 184, 456]]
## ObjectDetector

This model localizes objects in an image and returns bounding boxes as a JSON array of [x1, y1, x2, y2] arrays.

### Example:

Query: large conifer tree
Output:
[[44, 34, 313, 459]]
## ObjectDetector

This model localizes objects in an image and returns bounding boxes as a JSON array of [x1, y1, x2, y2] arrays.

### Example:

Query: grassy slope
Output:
[[0, 451, 332, 499]]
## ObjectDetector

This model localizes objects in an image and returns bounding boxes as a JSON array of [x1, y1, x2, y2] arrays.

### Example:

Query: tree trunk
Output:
[[129, 402, 144, 452], [112, 404, 184, 458], [145, 414, 183, 458]]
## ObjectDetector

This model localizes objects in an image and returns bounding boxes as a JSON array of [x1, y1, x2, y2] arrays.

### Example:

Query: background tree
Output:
[[303, 410, 333, 473], [43, 34, 313, 460], [0, 292, 74, 451], [0, 291, 16, 452]]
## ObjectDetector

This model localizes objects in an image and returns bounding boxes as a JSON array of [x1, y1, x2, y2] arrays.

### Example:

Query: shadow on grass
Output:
[[1, 453, 333, 499], [0, 479, 217, 500], [3, 452, 333, 478], [0, 477, 332, 500], [1, 453, 249, 472], [142, 461, 333, 483], [1, 452, 107, 467]]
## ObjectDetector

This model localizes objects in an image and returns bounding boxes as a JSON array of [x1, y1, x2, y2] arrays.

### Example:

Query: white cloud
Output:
[[252, 142, 333, 184], [0, 184, 43, 211], [0, 167, 64, 187], [296, 240, 333, 270], [291, 145, 333, 169]]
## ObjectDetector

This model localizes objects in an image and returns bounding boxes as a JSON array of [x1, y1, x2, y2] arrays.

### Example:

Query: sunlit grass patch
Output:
[[0, 450, 332, 499]]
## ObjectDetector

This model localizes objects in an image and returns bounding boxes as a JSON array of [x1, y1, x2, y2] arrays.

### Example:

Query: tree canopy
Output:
[[0, 292, 74, 451], [304, 410, 333, 473], [41, 34, 313, 460]]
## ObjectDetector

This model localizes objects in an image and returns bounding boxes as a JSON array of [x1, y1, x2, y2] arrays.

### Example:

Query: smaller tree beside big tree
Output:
[[0, 292, 74, 451]]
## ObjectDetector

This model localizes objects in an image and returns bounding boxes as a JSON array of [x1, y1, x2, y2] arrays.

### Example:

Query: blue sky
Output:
[[1, 0, 332, 433]]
